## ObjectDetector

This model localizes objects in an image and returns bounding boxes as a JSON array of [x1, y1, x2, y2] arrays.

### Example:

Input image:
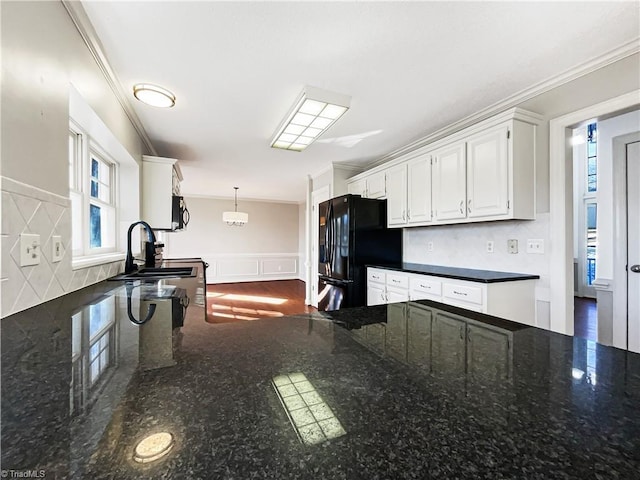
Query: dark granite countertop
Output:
[[2, 282, 639, 479], [369, 262, 540, 283]]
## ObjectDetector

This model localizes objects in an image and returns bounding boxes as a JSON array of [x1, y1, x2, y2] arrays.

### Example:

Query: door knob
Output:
[[631, 265, 640, 273]]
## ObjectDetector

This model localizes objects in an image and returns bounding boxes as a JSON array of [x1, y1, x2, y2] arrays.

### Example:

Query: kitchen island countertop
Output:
[[1, 280, 639, 479]]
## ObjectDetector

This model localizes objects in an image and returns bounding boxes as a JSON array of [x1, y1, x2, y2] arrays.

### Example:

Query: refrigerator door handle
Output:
[[326, 202, 333, 276]]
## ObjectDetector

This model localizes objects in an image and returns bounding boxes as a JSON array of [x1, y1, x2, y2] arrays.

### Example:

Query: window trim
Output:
[[69, 120, 121, 267]]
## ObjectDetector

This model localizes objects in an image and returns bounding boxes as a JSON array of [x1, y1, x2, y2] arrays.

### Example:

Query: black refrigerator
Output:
[[318, 194, 402, 311]]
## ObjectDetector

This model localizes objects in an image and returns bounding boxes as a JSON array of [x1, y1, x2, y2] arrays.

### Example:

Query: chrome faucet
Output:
[[125, 221, 156, 274]]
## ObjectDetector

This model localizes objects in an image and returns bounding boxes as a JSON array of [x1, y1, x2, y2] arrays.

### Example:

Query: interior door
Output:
[[627, 141, 640, 352]]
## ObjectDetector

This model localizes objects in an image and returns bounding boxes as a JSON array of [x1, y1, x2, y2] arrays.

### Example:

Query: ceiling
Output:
[[80, 1, 639, 203]]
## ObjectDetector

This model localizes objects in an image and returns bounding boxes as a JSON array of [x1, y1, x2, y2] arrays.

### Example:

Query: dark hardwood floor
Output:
[[574, 296, 597, 341], [206, 280, 316, 323]]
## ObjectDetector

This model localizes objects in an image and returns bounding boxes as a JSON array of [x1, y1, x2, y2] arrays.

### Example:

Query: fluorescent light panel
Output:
[[271, 87, 350, 152]]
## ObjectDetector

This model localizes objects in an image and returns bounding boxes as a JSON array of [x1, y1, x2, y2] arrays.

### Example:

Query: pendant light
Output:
[[223, 187, 248, 226]]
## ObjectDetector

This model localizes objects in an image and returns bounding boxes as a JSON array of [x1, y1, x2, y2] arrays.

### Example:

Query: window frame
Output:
[[69, 120, 120, 263]]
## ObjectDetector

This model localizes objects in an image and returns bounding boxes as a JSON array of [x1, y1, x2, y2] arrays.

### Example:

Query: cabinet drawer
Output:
[[409, 276, 442, 297], [368, 269, 386, 284], [443, 283, 483, 306], [386, 273, 409, 289]]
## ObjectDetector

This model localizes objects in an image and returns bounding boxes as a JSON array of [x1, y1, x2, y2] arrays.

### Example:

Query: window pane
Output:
[[90, 204, 102, 248], [91, 179, 99, 198], [70, 191, 83, 254], [587, 157, 597, 176], [91, 158, 99, 178], [586, 203, 597, 285]]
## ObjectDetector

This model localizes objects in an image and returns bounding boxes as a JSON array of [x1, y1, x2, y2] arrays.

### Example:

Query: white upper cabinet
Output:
[[347, 108, 540, 228], [366, 171, 386, 199], [347, 178, 367, 197], [407, 154, 432, 224], [142, 155, 182, 230], [386, 164, 407, 226], [432, 142, 466, 221], [347, 171, 386, 199], [466, 125, 509, 219]]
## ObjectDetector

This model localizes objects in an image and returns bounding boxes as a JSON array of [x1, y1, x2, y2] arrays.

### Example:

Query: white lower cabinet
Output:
[[367, 267, 536, 326]]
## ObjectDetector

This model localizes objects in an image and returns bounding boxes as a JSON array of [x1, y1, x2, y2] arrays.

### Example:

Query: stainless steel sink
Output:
[[110, 266, 196, 281]]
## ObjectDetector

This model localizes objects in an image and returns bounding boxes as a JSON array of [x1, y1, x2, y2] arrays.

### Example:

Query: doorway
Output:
[[549, 91, 640, 349]]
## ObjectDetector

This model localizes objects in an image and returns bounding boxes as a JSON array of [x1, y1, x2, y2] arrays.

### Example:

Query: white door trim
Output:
[[549, 90, 640, 335], [613, 132, 640, 350], [310, 185, 331, 307]]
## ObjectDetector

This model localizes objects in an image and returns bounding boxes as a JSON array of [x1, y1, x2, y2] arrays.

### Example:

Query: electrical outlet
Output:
[[20, 233, 41, 266], [427, 241, 434, 252], [527, 239, 545, 254], [507, 239, 518, 254], [486, 241, 494, 253], [52, 235, 63, 262]]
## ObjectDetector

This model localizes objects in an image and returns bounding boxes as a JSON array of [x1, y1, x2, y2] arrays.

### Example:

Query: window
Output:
[[69, 123, 118, 259], [587, 123, 597, 193]]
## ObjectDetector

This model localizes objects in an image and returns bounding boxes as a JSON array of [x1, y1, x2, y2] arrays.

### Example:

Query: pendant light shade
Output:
[[223, 187, 248, 226]]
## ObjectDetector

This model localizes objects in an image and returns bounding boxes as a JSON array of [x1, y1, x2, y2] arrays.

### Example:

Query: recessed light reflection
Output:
[[572, 368, 585, 380], [133, 432, 174, 464], [272, 373, 346, 445]]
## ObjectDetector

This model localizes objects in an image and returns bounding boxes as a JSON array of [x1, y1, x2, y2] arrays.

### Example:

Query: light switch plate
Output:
[[52, 235, 63, 262], [507, 239, 518, 254], [427, 242, 434, 252], [527, 239, 545, 254], [20, 233, 41, 266]]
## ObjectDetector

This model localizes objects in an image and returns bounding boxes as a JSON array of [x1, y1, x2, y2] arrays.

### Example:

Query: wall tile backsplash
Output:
[[1, 177, 122, 318]]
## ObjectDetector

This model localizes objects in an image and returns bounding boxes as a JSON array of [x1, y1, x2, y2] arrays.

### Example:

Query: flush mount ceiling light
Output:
[[270, 86, 350, 152], [223, 187, 248, 226], [133, 83, 176, 108]]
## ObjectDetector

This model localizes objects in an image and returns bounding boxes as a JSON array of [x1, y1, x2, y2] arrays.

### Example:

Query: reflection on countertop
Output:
[[1, 283, 640, 479]]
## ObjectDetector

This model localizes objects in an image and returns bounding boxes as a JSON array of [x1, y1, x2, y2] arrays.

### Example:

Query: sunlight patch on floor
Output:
[[206, 292, 288, 305], [210, 304, 284, 317]]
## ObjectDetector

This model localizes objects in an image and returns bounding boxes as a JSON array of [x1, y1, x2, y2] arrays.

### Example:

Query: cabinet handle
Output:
[[453, 290, 468, 296], [459, 200, 464, 214], [467, 199, 472, 214], [460, 325, 465, 339], [392, 279, 400, 283], [402, 210, 406, 221], [407, 209, 411, 220]]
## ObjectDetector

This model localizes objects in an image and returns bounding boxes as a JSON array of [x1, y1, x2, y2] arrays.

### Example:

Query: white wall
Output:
[[1, 2, 148, 317], [165, 196, 301, 283]]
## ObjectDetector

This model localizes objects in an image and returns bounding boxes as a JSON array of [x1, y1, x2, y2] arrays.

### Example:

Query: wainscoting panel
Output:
[[203, 253, 301, 284]]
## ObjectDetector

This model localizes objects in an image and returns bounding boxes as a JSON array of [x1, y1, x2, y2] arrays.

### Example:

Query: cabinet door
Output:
[[386, 286, 409, 304], [431, 313, 466, 378], [432, 143, 466, 221], [367, 171, 386, 199], [466, 323, 512, 383], [367, 283, 386, 306], [386, 164, 407, 227], [407, 154, 432, 224], [466, 126, 509, 218], [347, 178, 367, 197]]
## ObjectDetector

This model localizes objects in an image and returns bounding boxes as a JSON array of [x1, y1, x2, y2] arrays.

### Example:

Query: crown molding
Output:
[[367, 38, 640, 170], [62, 1, 157, 156], [184, 193, 302, 205]]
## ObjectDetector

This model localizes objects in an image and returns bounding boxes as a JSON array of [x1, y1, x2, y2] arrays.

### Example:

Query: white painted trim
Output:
[[549, 90, 640, 336], [72, 253, 125, 270], [61, 1, 157, 156], [592, 278, 613, 292], [612, 131, 640, 349], [203, 253, 301, 284], [366, 39, 640, 172]]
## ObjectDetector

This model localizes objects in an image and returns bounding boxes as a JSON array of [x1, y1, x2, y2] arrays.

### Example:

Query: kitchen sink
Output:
[[109, 266, 196, 281]]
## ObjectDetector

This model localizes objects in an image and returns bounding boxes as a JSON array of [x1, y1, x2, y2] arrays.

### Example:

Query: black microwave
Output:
[[171, 195, 190, 231]]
